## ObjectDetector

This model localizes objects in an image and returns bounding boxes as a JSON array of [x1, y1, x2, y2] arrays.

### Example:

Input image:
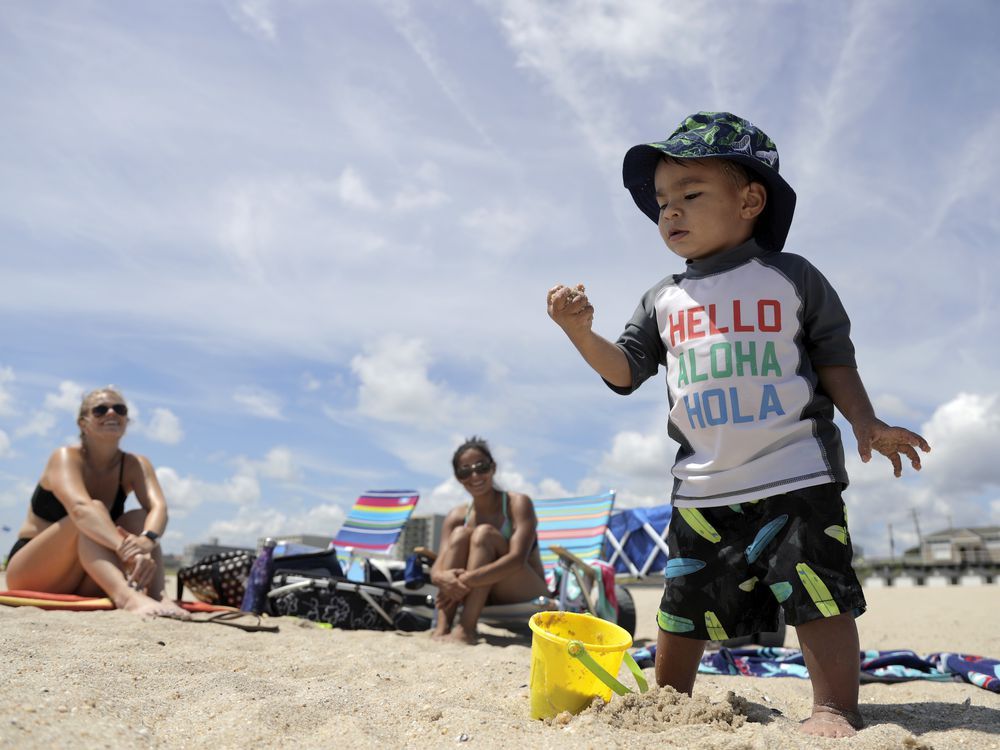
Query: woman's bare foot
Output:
[[431, 618, 453, 640], [117, 590, 190, 619], [800, 706, 863, 738], [449, 624, 479, 645]]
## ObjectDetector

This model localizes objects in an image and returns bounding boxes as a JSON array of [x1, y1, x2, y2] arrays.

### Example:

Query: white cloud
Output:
[[920, 392, 1000, 495], [301, 372, 322, 392], [142, 408, 184, 445], [871, 393, 921, 422], [461, 204, 537, 256], [337, 166, 378, 210], [351, 336, 461, 427], [233, 387, 286, 420], [376, 0, 499, 150], [222, 0, 278, 40], [587, 428, 675, 505], [205, 502, 347, 548], [15, 411, 57, 439], [256, 447, 300, 482], [392, 187, 448, 212], [0, 429, 11, 458], [0, 366, 15, 416], [44, 381, 86, 413], [156, 465, 261, 516]]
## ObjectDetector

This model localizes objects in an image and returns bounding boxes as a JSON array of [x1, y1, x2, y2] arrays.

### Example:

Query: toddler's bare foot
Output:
[[800, 706, 863, 738]]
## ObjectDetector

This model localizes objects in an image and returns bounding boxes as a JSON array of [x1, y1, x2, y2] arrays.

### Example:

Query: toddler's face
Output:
[[653, 159, 760, 261]]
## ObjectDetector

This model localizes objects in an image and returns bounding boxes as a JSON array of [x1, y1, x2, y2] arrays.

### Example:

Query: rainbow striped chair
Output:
[[331, 489, 420, 579], [475, 490, 635, 633], [535, 490, 617, 577]]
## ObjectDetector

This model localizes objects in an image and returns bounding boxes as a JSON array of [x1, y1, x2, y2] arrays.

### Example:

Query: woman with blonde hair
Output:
[[5, 387, 187, 618]]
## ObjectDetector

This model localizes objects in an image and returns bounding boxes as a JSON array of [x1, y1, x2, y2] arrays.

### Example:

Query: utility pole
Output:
[[888, 522, 895, 562], [911, 508, 922, 544]]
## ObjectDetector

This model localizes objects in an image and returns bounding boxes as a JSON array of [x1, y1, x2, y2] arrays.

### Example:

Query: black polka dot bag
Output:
[[176, 550, 255, 607]]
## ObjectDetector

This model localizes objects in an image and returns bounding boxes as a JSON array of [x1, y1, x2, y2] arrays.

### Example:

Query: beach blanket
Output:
[[0, 589, 233, 613], [0, 589, 278, 632], [630, 645, 1000, 693]]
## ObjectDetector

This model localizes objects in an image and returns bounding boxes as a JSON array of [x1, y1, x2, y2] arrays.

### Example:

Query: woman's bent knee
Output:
[[449, 526, 473, 545], [469, 523, 504, 546]]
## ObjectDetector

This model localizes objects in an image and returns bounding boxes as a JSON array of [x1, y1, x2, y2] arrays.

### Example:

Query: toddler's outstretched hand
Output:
[[854, 419, 931, 477], [547, 283, 593, 338]]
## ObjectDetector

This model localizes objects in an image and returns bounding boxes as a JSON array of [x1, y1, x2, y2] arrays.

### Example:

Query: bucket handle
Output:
[[567, 640, 649, 696]]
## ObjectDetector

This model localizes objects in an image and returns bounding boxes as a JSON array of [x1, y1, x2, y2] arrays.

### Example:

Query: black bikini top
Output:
[[31, 452, 129, 523]]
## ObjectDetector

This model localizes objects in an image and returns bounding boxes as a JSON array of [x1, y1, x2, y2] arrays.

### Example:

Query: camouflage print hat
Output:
[[622, 112, 796, 251]]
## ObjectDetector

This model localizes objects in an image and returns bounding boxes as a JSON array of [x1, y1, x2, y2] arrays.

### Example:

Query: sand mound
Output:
[[566, 686, 774, 732]]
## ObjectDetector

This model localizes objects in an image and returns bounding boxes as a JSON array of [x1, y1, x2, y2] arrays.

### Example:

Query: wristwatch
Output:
[[140, 530, 160, 543]]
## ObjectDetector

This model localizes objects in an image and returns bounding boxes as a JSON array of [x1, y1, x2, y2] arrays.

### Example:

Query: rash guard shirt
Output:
[[606, 239, 856, 508]]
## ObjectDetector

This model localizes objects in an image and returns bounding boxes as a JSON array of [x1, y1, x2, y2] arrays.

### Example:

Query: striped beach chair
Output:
[[535, 490, 617, 578], [331, 489, 420, 578]]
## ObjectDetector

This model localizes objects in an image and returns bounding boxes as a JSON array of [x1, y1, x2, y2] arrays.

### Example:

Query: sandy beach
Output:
[[1, 575, 997, 749]]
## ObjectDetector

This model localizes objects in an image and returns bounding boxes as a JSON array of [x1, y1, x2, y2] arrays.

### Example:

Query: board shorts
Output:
[[657, 482, 867, 641]]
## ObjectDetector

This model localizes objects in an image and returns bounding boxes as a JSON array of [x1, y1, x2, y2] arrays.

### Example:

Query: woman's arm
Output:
[[459, 493, 539, 590], [117, 454, 168, 559], [44, 447, 124, 551], [431, 507, 470, 603]]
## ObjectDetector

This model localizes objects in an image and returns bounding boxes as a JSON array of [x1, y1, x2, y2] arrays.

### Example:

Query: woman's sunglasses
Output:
[[91, 403, 128, 417], [455, 460, 493, 480]]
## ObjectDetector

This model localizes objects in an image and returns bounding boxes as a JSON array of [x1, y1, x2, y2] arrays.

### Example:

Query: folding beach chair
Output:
[[330, 489, 420, 580], [478, 490, 636, 633], [602, 505, 673, 579], [405, 490, 633, 634]]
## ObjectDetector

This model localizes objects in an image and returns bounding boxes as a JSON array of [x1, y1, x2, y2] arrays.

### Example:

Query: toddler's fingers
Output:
[[857, 435, 872, 463], [900, 443, 922, 470], [889, 452, 902, 478]]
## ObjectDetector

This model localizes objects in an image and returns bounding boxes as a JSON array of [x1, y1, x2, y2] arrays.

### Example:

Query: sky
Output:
[[1, 0, 998, 558]]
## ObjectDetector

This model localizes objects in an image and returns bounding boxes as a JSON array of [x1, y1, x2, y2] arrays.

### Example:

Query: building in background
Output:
[[905, 526, 1000, 567], [862, 526, 1000, 587], [397, 514, 447, 559]]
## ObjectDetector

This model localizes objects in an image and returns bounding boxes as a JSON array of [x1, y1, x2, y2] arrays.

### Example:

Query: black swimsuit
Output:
[[7, 453, 129, 564]]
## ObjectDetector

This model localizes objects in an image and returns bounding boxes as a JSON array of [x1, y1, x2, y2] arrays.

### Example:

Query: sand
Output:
[[1, 576, 998, 749]]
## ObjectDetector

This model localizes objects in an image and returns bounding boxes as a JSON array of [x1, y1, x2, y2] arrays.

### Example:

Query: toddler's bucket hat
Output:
[[622, 112, 796, 251]]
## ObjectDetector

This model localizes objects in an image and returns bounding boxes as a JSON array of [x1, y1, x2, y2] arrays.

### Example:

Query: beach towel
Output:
[[630, 645, 1000, 693], [0, 589, 235, 613], [0, 589, 279, 632]]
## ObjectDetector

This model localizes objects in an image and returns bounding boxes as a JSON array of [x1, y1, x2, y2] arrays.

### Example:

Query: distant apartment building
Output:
[[398, 514, 447, 559]]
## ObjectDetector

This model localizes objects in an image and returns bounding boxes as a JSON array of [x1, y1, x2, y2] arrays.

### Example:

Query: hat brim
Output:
[[622, 144, 796, 252]]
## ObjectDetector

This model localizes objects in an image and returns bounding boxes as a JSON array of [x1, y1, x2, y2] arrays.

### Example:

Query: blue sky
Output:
[[1, 1, 998, 557]]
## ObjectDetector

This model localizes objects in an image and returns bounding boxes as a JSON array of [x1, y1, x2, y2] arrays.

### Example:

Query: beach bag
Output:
[[267, 573, 405, 631], [271, 548, 345, 580], [176, 550, 255, 607]]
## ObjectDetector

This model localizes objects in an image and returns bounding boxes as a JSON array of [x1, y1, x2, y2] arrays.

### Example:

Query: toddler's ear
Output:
[[742, 182, 767, 219]]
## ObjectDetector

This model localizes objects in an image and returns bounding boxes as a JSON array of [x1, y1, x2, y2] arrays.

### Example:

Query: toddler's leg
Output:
[[654, 630, 706, 695], [796, 612, 863, 738]]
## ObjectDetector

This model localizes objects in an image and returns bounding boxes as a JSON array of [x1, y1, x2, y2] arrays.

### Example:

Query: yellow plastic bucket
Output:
[[528, 611, 645, 719]]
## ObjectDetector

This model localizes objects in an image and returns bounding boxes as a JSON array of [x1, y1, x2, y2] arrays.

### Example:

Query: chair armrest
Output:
[[550, 545, 597, 585]]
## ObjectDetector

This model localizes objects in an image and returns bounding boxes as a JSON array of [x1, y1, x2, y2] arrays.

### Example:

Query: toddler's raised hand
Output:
[[854, 419, 931, 477], [547, 283, 593, 337]]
